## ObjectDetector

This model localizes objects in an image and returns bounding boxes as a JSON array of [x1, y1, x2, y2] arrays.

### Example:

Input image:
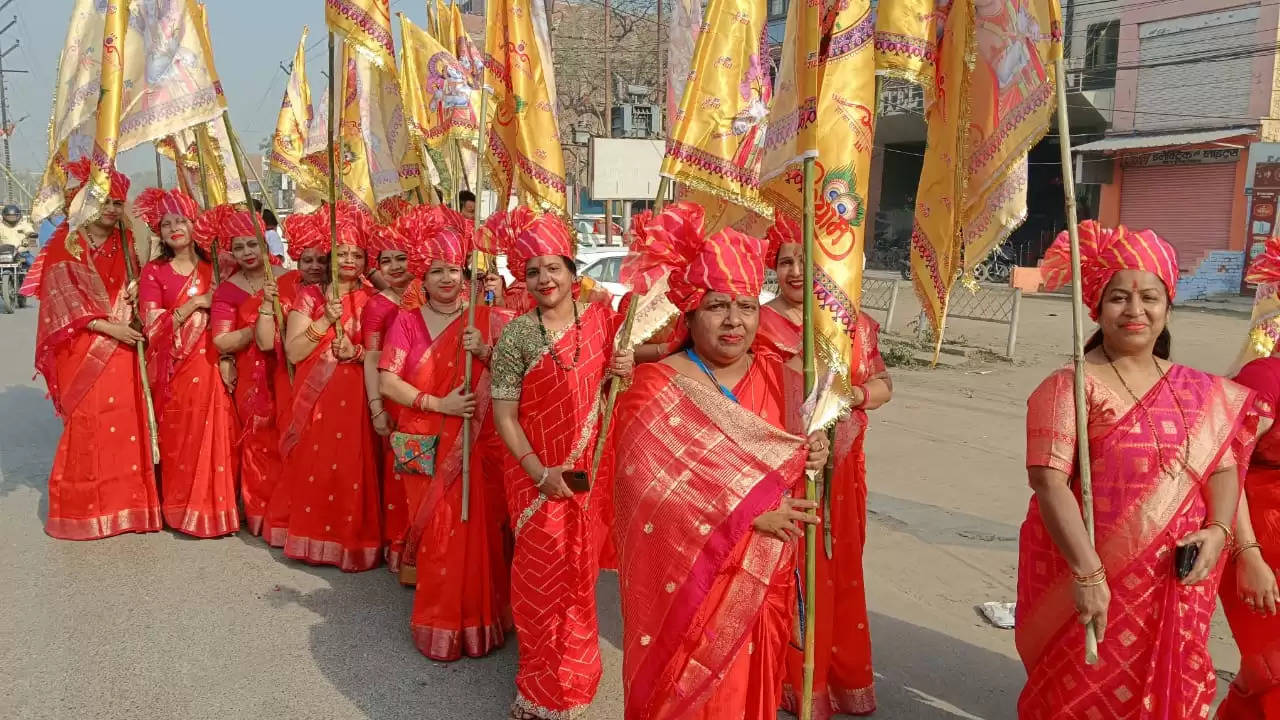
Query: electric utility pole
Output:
[[0, 2, 28, 205]]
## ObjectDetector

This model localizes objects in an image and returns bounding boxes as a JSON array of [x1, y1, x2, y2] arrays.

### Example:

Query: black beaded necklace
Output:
[[536, 301, 582, 371]]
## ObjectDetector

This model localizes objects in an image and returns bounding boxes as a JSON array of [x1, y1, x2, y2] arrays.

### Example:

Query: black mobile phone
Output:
[[1175, 543, 1200, 579], [563, 470, 591, 494]]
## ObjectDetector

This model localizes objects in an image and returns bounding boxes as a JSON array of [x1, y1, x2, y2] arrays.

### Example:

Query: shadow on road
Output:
[[867, 612, 1022, 720], [0, 384, 58, 522]]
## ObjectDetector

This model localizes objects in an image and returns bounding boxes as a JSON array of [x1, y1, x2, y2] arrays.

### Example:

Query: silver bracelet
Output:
[[535, 466, 550, 488]]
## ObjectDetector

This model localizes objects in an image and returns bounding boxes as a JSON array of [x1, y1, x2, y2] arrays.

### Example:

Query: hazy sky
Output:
[[8, 0, 435, 174]]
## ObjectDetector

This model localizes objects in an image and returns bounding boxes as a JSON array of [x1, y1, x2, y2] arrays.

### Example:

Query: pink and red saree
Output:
[[1017, 364, 1256, 719]]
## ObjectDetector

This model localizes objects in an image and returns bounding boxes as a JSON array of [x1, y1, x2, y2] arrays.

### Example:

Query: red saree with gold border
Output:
[[274, 285, 382, 572], [1017, 365, 1256, 719], [212, 280, 283, 538], [381, 305, 513, 661], [490, 301, 617, 719], [36, 224, 161, 540], [756, 305, 883, 717], [140, 259, 239, 537], [614, 357, 807, 720], [1218, 357, 1280, 719], [363, 290, 407, 570]]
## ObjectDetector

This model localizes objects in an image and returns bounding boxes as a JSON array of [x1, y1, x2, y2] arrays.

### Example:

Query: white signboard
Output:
[[589, 137, 665, 200]]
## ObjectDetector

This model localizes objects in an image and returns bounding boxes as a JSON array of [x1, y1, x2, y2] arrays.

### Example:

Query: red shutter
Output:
[[1118, 163, 1235, 271]]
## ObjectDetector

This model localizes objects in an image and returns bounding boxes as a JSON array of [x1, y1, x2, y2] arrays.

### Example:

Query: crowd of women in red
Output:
[[44, 164, 1280, 720]]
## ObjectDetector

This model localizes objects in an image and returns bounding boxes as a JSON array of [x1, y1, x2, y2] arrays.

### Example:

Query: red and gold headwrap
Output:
[[392, 204, 471, 272], [622, 201, 766, 311], [192, 204, 266, 253], [764, 214, 800, 269], [1237, 234, 1280, 365], [64, 156, 130, 204], [133, 188, 200, 234], [280, 203, 373, 258], [481, 206, 575, 274], [1040, 220, 1180, 321]]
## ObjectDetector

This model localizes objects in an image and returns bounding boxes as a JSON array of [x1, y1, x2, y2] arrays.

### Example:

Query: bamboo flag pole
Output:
[[799, 155, 819, 720], [154, 147, 164, 188], [193, 126, 214, 210], [117, 220, 162, 470], [1053, 55, 1099, 666], [226, 124, 284, 226], [223, 111, 286, 333], [588, 175, 670, 483], [327, 32, 344, 341], [460, 82, 490, 523]]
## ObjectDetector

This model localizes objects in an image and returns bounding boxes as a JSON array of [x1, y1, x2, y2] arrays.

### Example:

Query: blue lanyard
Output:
[[685, 349, 739, 404]]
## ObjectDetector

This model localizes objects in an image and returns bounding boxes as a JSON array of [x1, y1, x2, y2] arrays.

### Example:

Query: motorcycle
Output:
[[972, 244, 1013, 285], [0, 241, 29, 313]]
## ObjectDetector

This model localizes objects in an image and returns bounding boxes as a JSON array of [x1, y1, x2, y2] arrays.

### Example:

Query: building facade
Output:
[[1080, 0, 1280, 298]]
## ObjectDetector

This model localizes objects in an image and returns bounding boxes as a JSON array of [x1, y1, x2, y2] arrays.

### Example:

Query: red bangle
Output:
[[518, 450, 537, 467], [413, 392, 429, 412], [854, 384, 870, 409]]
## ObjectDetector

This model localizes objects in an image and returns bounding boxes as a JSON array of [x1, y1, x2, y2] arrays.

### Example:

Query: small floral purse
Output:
[[389, 432, 439, 475]]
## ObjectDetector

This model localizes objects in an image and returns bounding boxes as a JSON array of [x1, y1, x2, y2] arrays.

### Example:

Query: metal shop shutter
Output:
[[1118, 163, 1234, 271]]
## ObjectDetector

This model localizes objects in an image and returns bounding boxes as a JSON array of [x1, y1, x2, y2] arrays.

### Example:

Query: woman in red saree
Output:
[[255, 230, 332, 541], [612, 202, 826, 720], [754, 216, 891, 717], [486, 207, 633, 720], [1215, 239, 1280, 719], [362, 220, 416, 572], [1017, 222, 1257, 719], [135, 188, 239, 537], [36, 161, 162, 540], [377, 204, 513, 660], [210, 205, 289, 538], [277, 205, 382, 571]]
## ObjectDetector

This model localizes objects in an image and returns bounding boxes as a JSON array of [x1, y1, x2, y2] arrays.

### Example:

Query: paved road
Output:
[[0, 302, 1126, 720]]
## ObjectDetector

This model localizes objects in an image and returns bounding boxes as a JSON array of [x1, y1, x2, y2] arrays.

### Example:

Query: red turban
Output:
[[134, 188, 199, 233], [280, 203, 372, 261], [377, 195, 414, 222], [481, 206, 574, 275], [622, 202, 766, 311], [192, 203, 262, 253], [64, 157, 130, 203], [764, 214, 800, 269], [1247, 234, 1280, 286], [1040, 220, 1180, 321], [392, 204, 470, 272]]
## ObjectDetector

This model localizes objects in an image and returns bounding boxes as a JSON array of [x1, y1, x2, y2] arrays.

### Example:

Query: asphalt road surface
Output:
[[4, 297, 1243, 720]]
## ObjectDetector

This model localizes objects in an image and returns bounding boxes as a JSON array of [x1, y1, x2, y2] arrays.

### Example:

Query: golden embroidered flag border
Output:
[[880, 0, 1063, 334], [484, 0, 567, 211], [761, 0, 877, 420], [270, 27, 324, 197], [326, 0, 395, 70], [661, 0, 772, 216]]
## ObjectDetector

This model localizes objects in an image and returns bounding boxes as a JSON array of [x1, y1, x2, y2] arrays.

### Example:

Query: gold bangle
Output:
[[304, 323, 325, 343], [1072, 566, 1106, 584], [1233, 542, 1263, 562], [1076, 575, 1108, 588], [1206, 520, 1235, 546]]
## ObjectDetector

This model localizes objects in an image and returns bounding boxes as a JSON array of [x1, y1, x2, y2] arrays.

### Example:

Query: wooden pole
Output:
[[226, 124, 284, 225], [193, 126, 214, 210], [327, 32, 344, 340], [223, 111, 286, 333], [460, 83, 490, 523], [118, 221, 161, 470], [154, 147, 164, 188], [1053, 55, 1099, 665], [799, 156, 818, 720], [588, 174, 670, 482]]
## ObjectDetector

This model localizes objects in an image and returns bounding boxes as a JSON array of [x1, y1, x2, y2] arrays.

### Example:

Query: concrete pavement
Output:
[[1, 299, 1245, 719]]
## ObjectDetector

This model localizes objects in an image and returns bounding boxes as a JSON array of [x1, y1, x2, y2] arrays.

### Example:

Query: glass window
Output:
[[1082, 20, 1119, 91]]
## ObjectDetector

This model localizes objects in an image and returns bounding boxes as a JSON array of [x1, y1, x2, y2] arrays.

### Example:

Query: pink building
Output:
[[1077, 0, 1280, 298]]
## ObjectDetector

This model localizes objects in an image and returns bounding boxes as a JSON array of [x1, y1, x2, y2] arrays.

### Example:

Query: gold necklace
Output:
[[1102, 348, 1190, 475]]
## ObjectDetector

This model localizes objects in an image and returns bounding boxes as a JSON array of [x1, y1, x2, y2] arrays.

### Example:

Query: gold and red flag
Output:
[[449, 1, 486, 90], [270, 27, 323, 197], [880, 0, 1063, 334], [400, 14, 480, 150], [325, 0, 395, 69], [336, 45, 378, 214], [484, 0, 567, 211], [660, 0, 772, 215], [760, 0, 877, 417]]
